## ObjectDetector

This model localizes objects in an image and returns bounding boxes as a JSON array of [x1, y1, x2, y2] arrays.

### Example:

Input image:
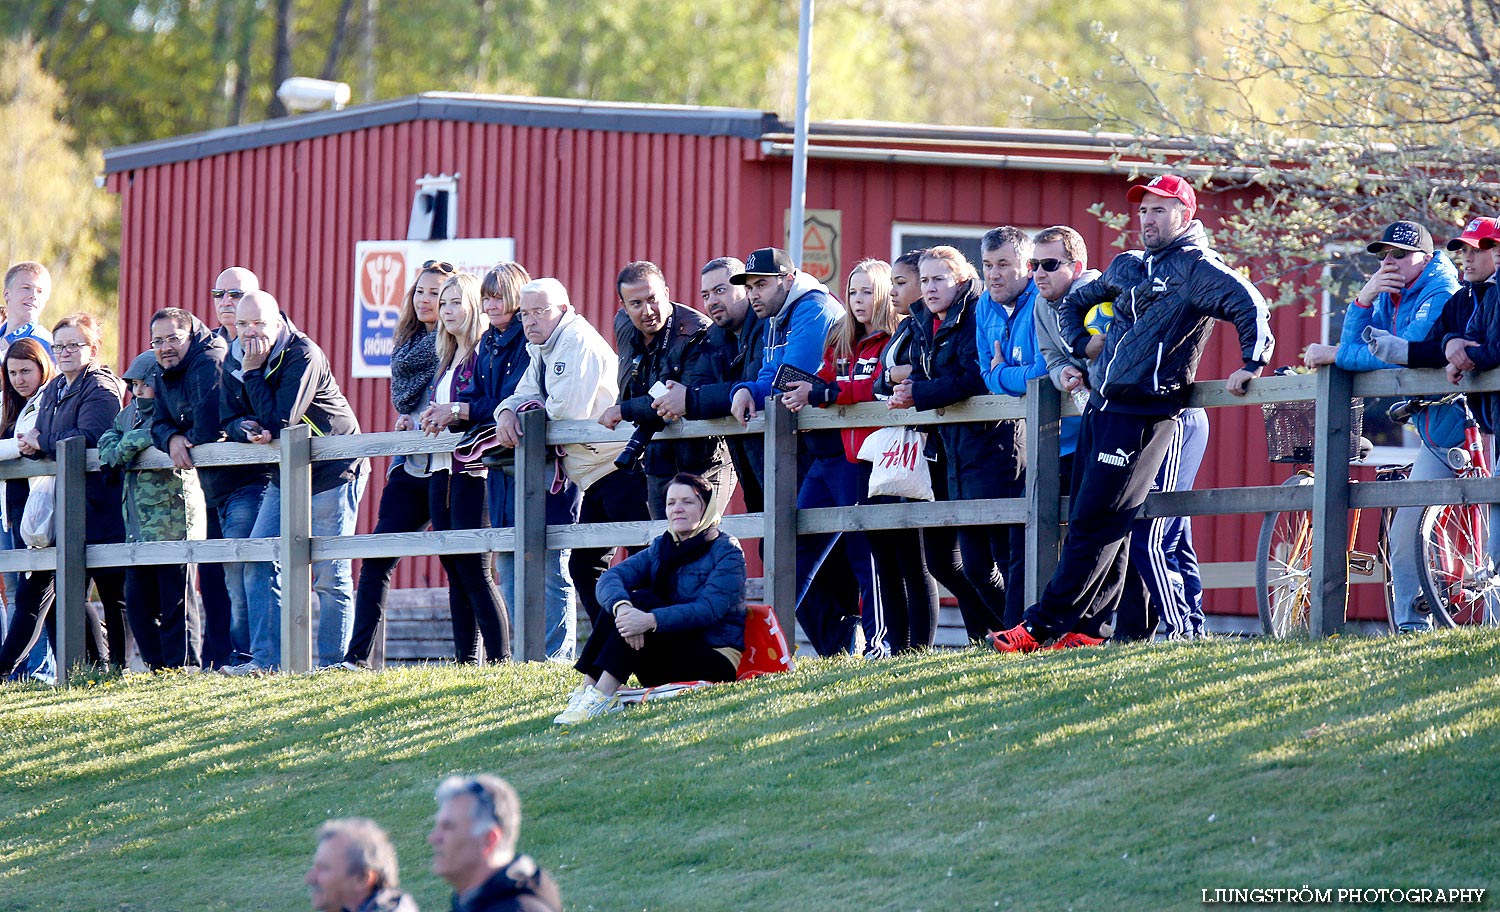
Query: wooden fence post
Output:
[[1311, 366, 1353, 637], [762, 401, 799, 647], [280, 424, 313, 673], [1024, 377, 1063, 606], [53, 437, 88, 684], [513, 408, 548, 662]]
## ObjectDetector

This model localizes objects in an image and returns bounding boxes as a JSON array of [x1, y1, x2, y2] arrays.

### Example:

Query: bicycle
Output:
[[1255, 396, 1402, 636], [1255, 392, 1497, 636], [1390, 392, 1498, 627]]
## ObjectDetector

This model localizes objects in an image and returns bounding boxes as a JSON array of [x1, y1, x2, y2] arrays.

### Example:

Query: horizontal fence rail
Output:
[[9, 366, 1500, 682]]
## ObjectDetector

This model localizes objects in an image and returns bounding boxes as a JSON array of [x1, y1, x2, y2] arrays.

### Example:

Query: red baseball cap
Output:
[[1126, 174, 1198, 221], [1445, 216, 1500, 251]]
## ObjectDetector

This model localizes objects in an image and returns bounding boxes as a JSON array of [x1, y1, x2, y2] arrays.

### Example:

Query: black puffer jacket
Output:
[[613, 303, 728, 477], [1061, 221, 1275, 415], [30, 363, 126, 543], [907, 278, 1025, 500], [151, 316, 271, 506]]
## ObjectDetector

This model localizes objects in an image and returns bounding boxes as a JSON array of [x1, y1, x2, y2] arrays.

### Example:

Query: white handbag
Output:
[[858, 426, 933, 501]]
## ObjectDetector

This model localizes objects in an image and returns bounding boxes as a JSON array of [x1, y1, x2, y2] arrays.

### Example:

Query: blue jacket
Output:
[[596, 528, 746, 651], [977, 281, 1046, 396], [1447, 279, 1500, 435], [458, 319, 529, 428], [1336, 252, 1459, 372], [731, 272, 843, 406]]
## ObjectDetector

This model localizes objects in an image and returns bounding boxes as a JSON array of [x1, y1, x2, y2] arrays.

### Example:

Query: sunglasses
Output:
[[422, 260, 457, 274], [1027, 258, 1070, 273], [211, 289, 246, 301]]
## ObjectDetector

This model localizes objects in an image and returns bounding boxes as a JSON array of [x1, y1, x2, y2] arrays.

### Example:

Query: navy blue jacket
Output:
[[613, 303, 726, 476], [457, 319, 529, 428], [1062, 221, 1275, 415], [1446, 279, 1500, 433], [908, 278, 1025, 500], [596, 528, 746, 651]]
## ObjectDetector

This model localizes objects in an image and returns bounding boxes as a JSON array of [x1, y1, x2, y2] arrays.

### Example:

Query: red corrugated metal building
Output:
[[102, 93, 1326, 622]]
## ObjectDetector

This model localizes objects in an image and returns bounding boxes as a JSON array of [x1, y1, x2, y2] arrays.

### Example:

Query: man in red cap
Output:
[[989, 172, 1274, 652]]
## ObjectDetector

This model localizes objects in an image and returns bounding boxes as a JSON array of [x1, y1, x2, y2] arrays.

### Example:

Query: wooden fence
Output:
[[6, 366, 1500, 684]]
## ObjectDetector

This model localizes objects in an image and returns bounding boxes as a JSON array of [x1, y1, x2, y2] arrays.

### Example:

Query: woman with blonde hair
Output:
[[421, 273, 511, 663], [342, 260, 449, 669], [887, 246, 1017, 641], [780, 258, 898, 656]]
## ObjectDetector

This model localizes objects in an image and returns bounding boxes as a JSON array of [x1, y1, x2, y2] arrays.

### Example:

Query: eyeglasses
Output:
[[149, 332, 188, 348], [211, 289, 246, 301], [464, 780, 500, 828], [1028, 258, 1069, 273], [55, 341, 88, 354], [234, 320, 270, 332], [422, 260, 456, 274], [1376, 249, 1415, 262], [517, 307, 555, 322]]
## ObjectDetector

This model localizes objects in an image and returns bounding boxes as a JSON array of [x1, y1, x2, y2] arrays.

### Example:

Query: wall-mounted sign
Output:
[[784, 209, 842, 287], [352, 238, 515, 378]]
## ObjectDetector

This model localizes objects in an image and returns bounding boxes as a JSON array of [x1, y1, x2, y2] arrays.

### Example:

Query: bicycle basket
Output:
[[1262, 398, 1364, 463]]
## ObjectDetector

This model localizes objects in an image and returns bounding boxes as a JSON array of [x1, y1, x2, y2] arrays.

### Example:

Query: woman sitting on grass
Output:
[[553, 472, 745, 725]]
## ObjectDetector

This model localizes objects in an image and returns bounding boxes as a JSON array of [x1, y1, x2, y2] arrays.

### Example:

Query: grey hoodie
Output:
[[1034, 269, 1102, 391]]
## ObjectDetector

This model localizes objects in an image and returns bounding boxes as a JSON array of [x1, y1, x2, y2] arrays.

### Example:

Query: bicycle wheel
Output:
[[1415, 502, 1496, 627], [1256, 475, 1317, 636]]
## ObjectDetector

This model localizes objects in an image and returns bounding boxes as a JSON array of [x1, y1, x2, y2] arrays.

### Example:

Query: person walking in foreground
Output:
[[429, 774, 562, 912], [989, 173, 1274, 652]]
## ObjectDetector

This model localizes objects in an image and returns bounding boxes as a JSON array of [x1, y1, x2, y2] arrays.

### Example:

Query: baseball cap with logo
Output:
[[1367, 220, 1434, 255], [1445, 217, 1500, 251], [1125, 174, 1198, 221], [729, 248, 795, 285]]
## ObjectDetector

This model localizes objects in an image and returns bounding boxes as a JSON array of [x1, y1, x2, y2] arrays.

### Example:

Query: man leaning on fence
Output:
[[220, 291, 368, 674], [1304, 219, 1462, 634], [989, 173, 1274, 653]]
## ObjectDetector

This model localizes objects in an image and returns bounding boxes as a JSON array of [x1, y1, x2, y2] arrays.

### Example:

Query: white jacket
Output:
[[496, 307, 626, 491]]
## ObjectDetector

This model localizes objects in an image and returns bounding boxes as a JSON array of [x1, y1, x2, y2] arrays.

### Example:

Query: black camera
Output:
[[614, 426, 655, 469]]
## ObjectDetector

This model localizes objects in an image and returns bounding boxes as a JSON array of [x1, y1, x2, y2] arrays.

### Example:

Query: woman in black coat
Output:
[[0, 313, 128, 676]]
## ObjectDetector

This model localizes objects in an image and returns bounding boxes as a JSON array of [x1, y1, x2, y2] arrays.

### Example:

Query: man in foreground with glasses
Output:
[[221, 290, 368, 673], [1303, 219, 1460, 634], [429, 774, 561, 912]]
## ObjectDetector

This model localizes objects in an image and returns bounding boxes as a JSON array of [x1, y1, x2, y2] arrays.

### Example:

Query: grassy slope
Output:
[[2, 633, 1499, 912]]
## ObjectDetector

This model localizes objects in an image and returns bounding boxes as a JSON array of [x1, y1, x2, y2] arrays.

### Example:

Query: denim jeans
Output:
[[245, 467, 367, 669], [216, 482, 266, 666], [489, 469, 580, 661], [1390, 445, 1452, 630]]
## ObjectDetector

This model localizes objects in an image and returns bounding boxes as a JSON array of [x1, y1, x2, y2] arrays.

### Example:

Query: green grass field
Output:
[[3, 632, 1499, 912]]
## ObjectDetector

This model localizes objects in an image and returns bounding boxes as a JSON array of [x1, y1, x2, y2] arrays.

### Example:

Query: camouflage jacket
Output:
[[97, 399, 206, 543]]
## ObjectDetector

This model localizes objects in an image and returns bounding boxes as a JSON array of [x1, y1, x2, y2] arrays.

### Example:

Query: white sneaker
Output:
[[552, 685, 613, 725], [219, 661, 264, 677]]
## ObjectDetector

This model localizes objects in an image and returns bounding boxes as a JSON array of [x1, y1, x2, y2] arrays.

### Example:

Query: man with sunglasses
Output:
[[209, 267, 260, 343], [990, 173, 1273, 653], [430, 774, 561, 912]]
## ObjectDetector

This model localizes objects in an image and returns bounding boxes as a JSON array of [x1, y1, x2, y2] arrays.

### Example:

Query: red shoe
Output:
[[1048, 632, 1106, 650], [987, 624, 1041, 653]]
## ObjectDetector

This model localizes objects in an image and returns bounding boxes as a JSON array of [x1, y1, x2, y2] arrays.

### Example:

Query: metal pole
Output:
[[788, 0, 814, 265]]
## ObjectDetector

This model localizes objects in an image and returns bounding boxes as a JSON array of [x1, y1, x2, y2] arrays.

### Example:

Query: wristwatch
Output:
[[450, 403, 461, 420]]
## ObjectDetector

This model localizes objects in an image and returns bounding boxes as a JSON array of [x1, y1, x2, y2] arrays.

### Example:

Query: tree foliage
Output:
[[1044, 0, 1500, 311], [0, 40, 113, 336]]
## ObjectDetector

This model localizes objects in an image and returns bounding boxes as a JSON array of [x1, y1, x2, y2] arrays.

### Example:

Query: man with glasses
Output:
[[1305, 220, 1461, 633], [496, 278, 631, 628], [148, 306, 270, 669], [209, 267, 260, 343], [429, 774, 561, 912], [221, 291, 367, 673]]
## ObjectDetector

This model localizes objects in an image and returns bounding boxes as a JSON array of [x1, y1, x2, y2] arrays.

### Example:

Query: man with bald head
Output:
[[221, 290, 367, 674], [211, 266, 260, 342]]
